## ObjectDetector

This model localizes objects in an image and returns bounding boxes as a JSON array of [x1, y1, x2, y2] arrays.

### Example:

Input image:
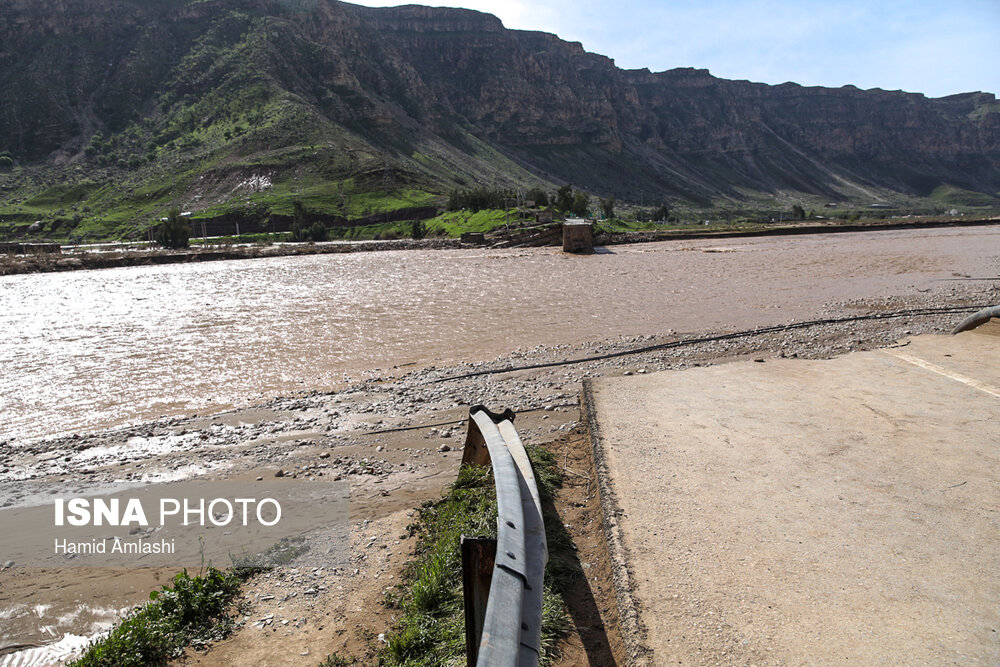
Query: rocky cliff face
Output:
[[351, 4, 999, 201], [1, 0, 997, 210]]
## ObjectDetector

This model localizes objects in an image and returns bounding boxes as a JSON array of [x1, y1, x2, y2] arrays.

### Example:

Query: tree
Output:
[[555, 184, 574, 212], [308, 221, 327, 242], [445, 187, 508, 212], [571, 192, 590, 217], [653, 203, 670, 222], [291, 200, 308, 241], [411, 219, 426, 240], [154, 208, 190, 248], [599, 196, 615, 220], [525, 186, 548, 208], [791, 204, 805, 220]]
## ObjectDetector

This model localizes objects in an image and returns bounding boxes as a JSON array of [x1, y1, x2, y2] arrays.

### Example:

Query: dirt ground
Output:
[[178, 510, 417, 665], [169, 425, 627, 667]]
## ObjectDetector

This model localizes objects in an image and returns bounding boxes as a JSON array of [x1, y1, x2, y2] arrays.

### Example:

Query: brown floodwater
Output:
[[2, 226, 998, 444]]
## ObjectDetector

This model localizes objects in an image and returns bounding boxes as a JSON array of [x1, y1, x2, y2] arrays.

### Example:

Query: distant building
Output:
[[533, 209, 553, 223]]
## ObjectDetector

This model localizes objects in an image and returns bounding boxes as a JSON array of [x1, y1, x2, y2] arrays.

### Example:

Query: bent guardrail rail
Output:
[[460, 406, 548, 667], [952, 305, 1000, 334]]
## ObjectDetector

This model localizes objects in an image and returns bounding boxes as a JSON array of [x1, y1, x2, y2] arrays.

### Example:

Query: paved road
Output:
[[586, 323, 1000, 665]]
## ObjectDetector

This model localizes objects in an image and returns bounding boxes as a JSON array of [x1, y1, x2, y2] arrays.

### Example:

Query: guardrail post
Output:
[[462, 535, 497, 666], [462, 406, 515, 467]]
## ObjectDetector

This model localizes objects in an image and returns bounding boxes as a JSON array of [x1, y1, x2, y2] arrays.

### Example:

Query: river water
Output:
[[2, 227, 997, 444]]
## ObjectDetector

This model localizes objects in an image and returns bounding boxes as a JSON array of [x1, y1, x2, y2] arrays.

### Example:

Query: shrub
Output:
[[599, 196, 615, 219], [154, 208, 190, 248], [67, 567, 242, 667], [410, 219, 426, 240], [308, 221, 327, 242]]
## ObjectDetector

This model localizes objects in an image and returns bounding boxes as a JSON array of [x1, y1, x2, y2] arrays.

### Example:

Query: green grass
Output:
[[423, 209, 508, 236], [67, 567, 245, 667], [190, 231, 291, 245], [22, 181, 102, 208], [930, 184, 999, 207], [63, 536, 312, 667], [594, 216, 768, 234], [378, 445, 571, 666], [593, 218, 663, 233]]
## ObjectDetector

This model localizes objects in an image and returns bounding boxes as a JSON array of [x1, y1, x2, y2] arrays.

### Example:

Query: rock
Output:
[[256, 476, 263, 481], [438, 444, 451, 452], [274, 469, 284, 478], [319, 452, 330, 459]]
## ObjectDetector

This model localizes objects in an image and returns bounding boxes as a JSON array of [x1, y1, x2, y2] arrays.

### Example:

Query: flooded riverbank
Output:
[[2, 226, 998, 445]]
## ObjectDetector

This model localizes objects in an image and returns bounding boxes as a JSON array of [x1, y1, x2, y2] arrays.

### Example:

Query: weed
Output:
[[380, 445, 571, 666], [67, 567, 245, 667]]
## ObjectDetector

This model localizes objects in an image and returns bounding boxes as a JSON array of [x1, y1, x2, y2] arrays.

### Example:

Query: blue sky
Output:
[[353, 0, 1000, 98]]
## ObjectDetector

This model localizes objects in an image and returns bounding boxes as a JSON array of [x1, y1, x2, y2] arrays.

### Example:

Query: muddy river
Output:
[[2, 226, 998, 445]]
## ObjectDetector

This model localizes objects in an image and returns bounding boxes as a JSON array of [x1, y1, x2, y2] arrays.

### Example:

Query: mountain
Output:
[[1, 0, 998, 240]]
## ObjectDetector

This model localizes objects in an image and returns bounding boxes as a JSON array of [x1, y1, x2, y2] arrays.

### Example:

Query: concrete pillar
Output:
[[562, 219, 594, 253]]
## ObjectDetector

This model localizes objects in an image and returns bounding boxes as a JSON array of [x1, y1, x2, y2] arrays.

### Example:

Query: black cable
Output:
[[423, 304, 991, 384], [359, 402, 579, 436]]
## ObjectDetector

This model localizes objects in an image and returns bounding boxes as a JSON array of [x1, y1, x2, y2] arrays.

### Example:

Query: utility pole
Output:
[[504, 196, 518, 239], [504, 198, 510, 239]]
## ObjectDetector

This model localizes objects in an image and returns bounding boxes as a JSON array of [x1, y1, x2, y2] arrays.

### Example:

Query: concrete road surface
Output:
[[585, 323, 1000, 665]]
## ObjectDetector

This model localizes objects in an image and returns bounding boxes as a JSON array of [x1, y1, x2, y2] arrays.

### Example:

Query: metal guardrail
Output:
[[952, 305, 1000, 334], [460, 406, 548, 667]]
